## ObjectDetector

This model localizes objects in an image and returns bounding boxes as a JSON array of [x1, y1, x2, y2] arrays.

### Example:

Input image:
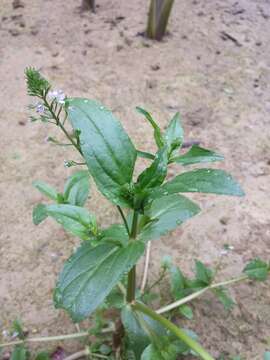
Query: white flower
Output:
[[48, 89, 66, 104], [2, 330, 9, 338], [220, 249, 229, 256], [36, 103, 45, 114], [64, 160, 73, 168]]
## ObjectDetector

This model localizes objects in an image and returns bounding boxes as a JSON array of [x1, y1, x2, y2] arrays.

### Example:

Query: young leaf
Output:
[[35, 353, 50, 360], [11, 346, 28, 360], [164, 113, 183, 157], [63, 170, 90, 206], [11, 319, 26, 340], [33, 180, 58, 201], [136, 107, 164, 149], [212, 287, 235, 311], [243, 259, 269, 281], [141, 344, 164, 360], [67, 98, 137, 208], [179, 305, 193, 320], [171, 145, 224, 166], [139, 194, 200, 242], [195, 260, 213, 286], [168, 265, 186, 300], [121, 307, 151, 359], [141, 341, 182, 360], [33, 204, 48, 225], [54, 241, 145, 321], [136, 147, 168, 190], [98, 224, 129, 247], [137, 150, 155, 161], [160, 169, 244, 197], [46, 204, 97, 240], [104, 287, 124, 309]]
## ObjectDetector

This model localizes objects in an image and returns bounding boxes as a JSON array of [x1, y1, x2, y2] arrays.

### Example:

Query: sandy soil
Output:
[[0, 0, 270, 358]]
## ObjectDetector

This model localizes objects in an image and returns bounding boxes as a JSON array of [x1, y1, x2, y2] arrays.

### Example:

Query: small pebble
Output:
[[151, 64, 160, 71], [220, 216, 229, 225], [30, 28, 39, 35]]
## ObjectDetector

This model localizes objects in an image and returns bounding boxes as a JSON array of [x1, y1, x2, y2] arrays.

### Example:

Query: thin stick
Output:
[[140, 242, 151, 293], [157, 274, 248, 314], [63, 349, 89, 360], [0, 326, 115, 349], [0, 332, 89, 348]]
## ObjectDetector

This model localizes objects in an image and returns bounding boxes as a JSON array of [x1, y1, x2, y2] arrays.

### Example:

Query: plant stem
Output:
[[63, 348, 109, 360], [0, 332, 89, 348], [117, 205, 130, 237], [126, 211, 139, 303], [147, 267, 167, 292], [63, 349, 89, 360], [131, 302, 214, 360], [0, 326, 115, 349], [140, 241, 151, 293], [157, 274, 248, 314], [44, 98, 82, 155]]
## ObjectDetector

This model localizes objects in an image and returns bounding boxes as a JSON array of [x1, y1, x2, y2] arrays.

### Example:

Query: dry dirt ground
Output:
[[1, 0, 270, 359]]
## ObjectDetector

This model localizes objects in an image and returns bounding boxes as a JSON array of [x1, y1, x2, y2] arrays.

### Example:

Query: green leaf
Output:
[[104, 287, 124, 309], [139, 194, 200, 242], [179, 305, 193, 320], [33, 180, 58, 201], [136, 107, 163, 149], [164, 113, 183, 157], [141, 341, 180, 360], [67, 98, 137, 208], [99, 344, 112, 355], [172, 145, 224, 166], [11, 319, 25, 340], [136, 148, 168, 190], [122, 307, 151, 359], [137, 150, 155, 161], [160, 169, 244, 197], [64, 170, 90, 206], [195, 260, 213, 286], [35, 352, 50, 360], [141, 344, 163, 360], [213, 287, 235, 311], [168, 265, 186, 299], [122, 305, 169, 359], [243, 259, 269, 281], [264, 352, 270, 360], [99, 224, 129, 247], [54, 241, 145, 321], [33, 204, 48, 225], [11, 346, 28, 360], [46, 204, 97, 240]]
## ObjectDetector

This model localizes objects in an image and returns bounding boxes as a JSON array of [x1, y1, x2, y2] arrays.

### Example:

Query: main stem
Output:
[[126, 210, 139, 303], [131, 302, 214, 360]]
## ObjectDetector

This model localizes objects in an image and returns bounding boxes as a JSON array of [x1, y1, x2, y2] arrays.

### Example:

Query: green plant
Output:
[[147, 0, 175, 40], [1, 67, 269, 360]]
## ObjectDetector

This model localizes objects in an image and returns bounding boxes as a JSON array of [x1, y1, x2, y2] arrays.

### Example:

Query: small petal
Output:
[[36, 103, 45, 114]]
